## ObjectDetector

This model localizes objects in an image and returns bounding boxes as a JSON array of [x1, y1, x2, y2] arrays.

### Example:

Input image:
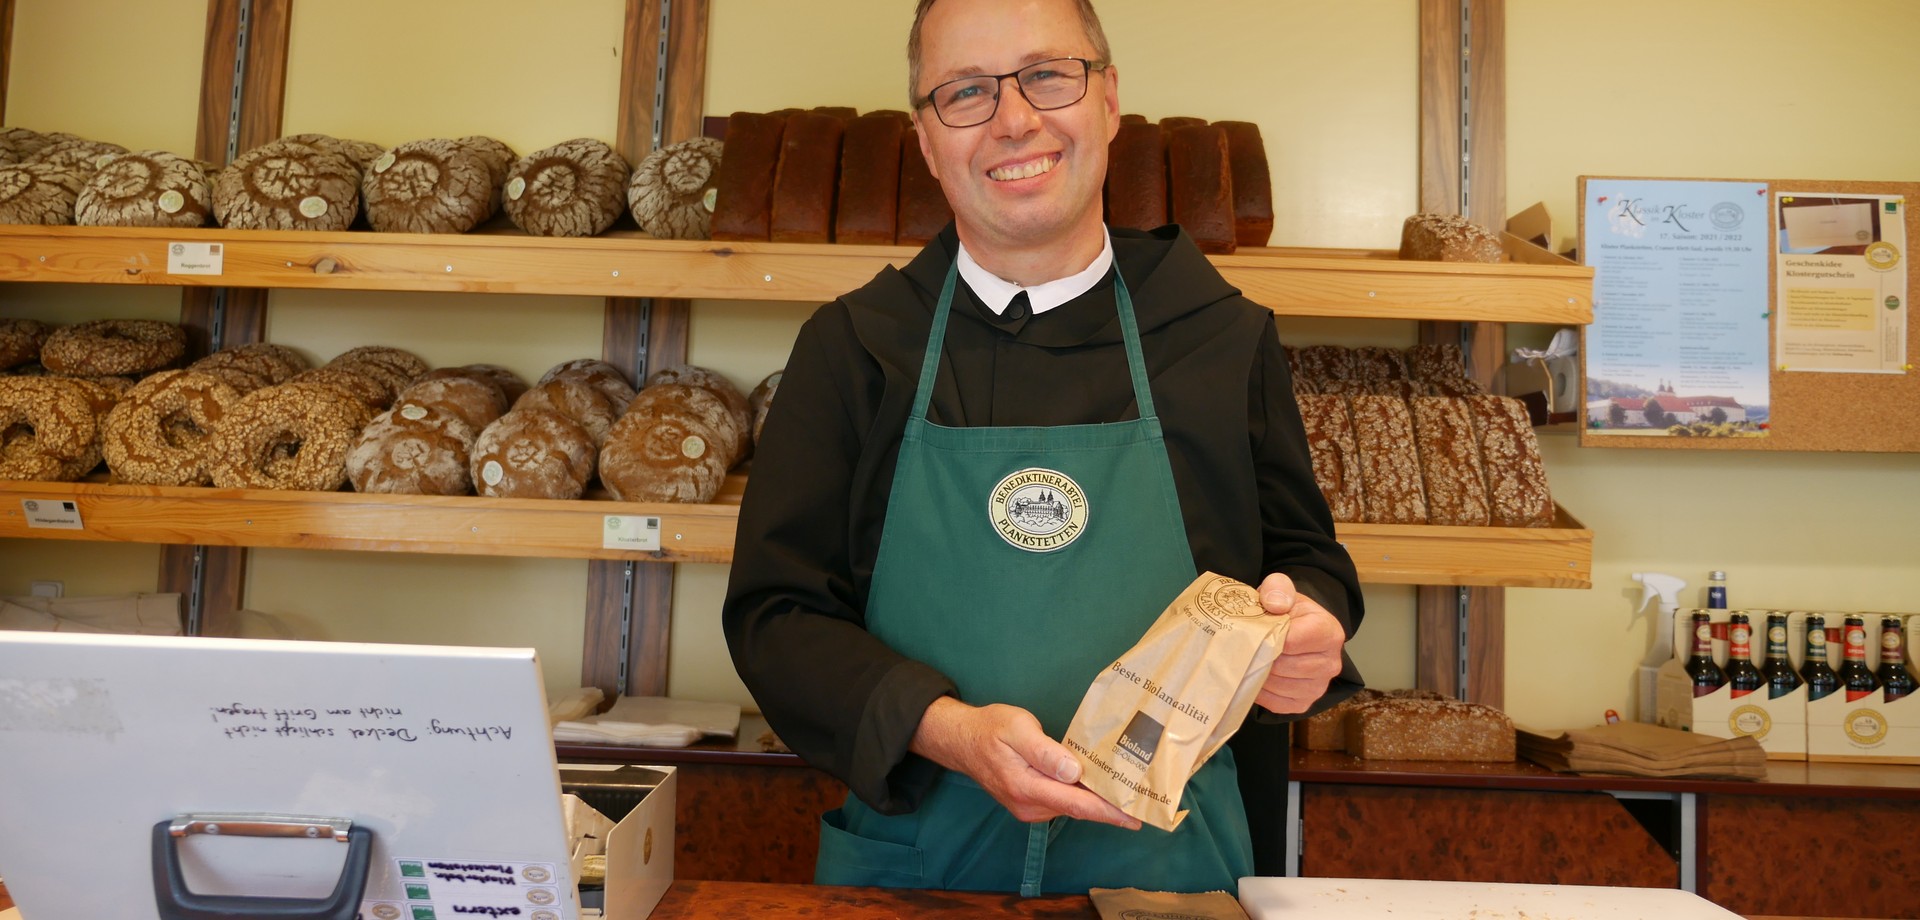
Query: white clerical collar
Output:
[[955, 230, 1114, 317]]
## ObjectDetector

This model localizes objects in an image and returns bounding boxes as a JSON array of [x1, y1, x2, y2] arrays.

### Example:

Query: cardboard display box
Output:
[[1806, 614, 1918, 764], [1655, 609, 1807, 759], [559, 764, 677, 919]]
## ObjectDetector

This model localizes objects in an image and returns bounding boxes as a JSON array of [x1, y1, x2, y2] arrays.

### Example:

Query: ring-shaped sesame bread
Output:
[[102, 369, 243, 486], [207, 382, 374, 491], [39, 319, 187, 377]]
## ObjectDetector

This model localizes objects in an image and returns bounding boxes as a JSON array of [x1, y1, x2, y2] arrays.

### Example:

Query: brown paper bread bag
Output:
[[1062, 572, 1291, 831]]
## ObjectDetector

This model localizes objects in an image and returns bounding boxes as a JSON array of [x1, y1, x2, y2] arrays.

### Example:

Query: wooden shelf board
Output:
[[1336, 504, 1592, 588], [0, 476, 744, 564], [0, 224, 1592, 324], [0, 478, 1591, 587]]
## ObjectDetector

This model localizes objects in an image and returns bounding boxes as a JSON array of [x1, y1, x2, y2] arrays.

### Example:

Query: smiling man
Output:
[[723, 0, 1363, 896]]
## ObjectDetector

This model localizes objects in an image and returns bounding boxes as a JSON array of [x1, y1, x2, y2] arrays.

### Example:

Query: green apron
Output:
[[815, 261, 1254, 895]]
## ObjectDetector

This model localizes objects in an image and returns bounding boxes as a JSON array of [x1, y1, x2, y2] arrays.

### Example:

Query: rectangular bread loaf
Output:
[[1467, 394, 1556, 527], [1284, 345, 1314, 395], [1104, 122, 1168, 231], [711, 112, 786, 241], [1346, 698, 1516, 762], [834, 113, 905, 245], [1294, 344, 1359, 392], [1159, 115, 1209, 131], [769, 111, 845, 244], [1167, 124, 1235, 254], [1349, 395, 1427, 525], [1297, 688, 1448, 751], [1217, 120, 1273, 247], [1295, 394, 1364, 524], [896, 127, 953, 247], [1399, 212, 1506, 262], [1410, 396, 1491, 527], [1405, 343, 1487, 397], [1351, 345, 1410, 389]]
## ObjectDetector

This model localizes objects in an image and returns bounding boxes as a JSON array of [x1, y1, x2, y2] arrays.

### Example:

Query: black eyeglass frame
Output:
[[915, 57, 1112, 128]]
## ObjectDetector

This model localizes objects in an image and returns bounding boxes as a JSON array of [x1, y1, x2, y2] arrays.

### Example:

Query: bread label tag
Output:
[[506, 176, 526, 201], [166, 241, 224, 276], [157, 190, 186, 214], [400, 404, 429, 421], [603, 515, 663, 551], [19, 499, 83, 531], [481, 460, 504, 486], [373, 151, 396, 173], [680, 436, 706, 459], [297, 196, 329, 218], [93, 153, 116, 170], [702, 187, 717, 213]]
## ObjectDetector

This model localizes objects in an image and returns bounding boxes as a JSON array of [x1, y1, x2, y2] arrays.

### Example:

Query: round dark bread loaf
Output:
[[101, 369, 241, 485], [212, 139, 359, 231], [282, 133, 386, 174], [0, 318, 51, 371], [364, 138, 497, 234], [748, 369, 782, 445], [627, 136, 722, 240], [76, 150, 212, 228], [503, 138, 631, 237], [346, 402, 478, 495], [418, 363, 528, 405], [644, 364, 750, 465], [28, 137, 128, 178], [396, 374, 507, 432], [289, 365, 394, 412], [0, 161, 84, 224], [598, 383, 736, 502], [456, 136, 517, 215], [189, 343, 310, 393], [207, 382, 372, 491], [513, 377, 620, 447], [40, 319, 187, 376], [0, 127, 54, 164], [470, 408, 596, 500], [538, 358, 634, 413]]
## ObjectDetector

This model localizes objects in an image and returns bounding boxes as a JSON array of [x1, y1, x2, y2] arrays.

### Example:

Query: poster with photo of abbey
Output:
[[1582, 178, 1773, 438]]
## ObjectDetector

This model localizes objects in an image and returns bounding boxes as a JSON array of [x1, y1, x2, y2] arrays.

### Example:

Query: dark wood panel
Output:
[[1414, 583, 1505, 706], [674, 763, 845, 883], [157, 542, 249, 636], [1701, 795, 1920, 919], [1465, 0, 1506, 227], [1, 0, 15, 126], [1417, 0, 1463, 215], [662, 0, 710, 147], [581, 561, 628, 701], [197, 0, 292, 164], [653, 881, 1097, 920], [1301, 783, 1676, 886]]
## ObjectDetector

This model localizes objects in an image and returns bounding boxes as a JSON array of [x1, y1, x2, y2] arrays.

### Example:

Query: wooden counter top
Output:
[[555, 714, 813, 768], [652, 880, 1095, 919], [1291, 749, 1920, 799]]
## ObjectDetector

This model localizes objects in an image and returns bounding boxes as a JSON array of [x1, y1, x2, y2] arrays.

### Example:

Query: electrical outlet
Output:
[[29, 580, 62, 598]]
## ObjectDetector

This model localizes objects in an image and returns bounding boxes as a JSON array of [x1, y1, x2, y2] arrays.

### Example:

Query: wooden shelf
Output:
[[0, 476, 1591, 587], [0, 225, 1592, 324]]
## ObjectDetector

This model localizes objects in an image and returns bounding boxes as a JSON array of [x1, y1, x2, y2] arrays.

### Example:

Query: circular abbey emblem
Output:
[[988, 467, 1088, 553], [1709, 201, 1744, 231]]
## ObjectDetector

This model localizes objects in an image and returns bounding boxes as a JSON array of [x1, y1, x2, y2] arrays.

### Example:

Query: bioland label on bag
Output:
[[1061, 572, 1291, 831]]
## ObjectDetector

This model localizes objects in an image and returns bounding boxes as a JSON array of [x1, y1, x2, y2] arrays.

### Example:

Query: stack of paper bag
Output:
[[1518, 721, 1767, 781]]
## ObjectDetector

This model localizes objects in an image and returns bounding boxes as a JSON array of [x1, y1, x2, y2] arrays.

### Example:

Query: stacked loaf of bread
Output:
[[1289, 342, 1555, 527], [1294, 688, 1515, 762], [1106, 115, 1273, 253], [1295, 688, 1448, 751]]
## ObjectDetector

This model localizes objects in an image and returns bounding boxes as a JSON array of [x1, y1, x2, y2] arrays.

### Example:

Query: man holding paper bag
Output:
[[723, 0, 1363, 896]]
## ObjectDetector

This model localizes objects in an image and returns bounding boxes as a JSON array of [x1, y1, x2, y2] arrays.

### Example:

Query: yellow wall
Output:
[[1503, 0, 1920, 729], [5, 0, 202, 152]]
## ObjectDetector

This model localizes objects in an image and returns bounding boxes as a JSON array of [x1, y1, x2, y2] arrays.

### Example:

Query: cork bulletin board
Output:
[[1578, 176, 1919, 453]]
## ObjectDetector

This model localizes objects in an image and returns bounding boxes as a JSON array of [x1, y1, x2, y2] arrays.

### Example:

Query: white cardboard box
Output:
[[559, 764, 677, 918], [1655, 608, 1806, 759], [1807, 613, 1919, 764]]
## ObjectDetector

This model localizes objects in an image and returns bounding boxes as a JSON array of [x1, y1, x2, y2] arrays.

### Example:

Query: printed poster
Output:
[[1774, 192, 1907, 374], [1583, 179, 1772, 437]]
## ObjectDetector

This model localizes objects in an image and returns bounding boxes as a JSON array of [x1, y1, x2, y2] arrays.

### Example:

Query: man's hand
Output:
[[1255, 572, 1346, 714], [909, 697, 1141, 829]]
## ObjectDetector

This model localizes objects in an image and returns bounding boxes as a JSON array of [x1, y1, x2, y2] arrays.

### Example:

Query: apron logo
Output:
[[988, 467, 1089, 553]]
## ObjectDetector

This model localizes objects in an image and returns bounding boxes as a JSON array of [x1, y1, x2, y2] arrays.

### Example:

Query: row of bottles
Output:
[[1686, 612, 1914, 703]]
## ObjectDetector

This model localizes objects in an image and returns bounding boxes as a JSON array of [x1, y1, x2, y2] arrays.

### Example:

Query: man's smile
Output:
[[987, 153, 1061, 182]]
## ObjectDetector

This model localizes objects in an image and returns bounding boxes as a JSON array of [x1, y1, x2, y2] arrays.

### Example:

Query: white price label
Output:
[[166, 241, 224, 276], [20, 499, 83, 530], [603, 515, 662, 551]]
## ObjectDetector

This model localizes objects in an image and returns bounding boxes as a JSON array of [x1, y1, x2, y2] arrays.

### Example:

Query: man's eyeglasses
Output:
[[916, 57, 1109, 129]]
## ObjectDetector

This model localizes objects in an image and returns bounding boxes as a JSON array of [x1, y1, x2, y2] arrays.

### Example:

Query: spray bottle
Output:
[[1632, 572, 1688, 723]]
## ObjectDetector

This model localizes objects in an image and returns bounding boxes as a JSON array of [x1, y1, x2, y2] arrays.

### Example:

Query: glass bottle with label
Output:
[[1685, 611, 1726, 698], [1759, 612, 1802, 699], [1877, 616, 1914, 703], [1707, 571, 1728, 610], [1838, 615, 1881, 702], [1799, 614, 1840, 702], [1725, 613, 1764, 699]]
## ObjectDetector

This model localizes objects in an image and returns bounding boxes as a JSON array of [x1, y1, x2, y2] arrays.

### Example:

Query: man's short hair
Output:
[[906, 0, 1113, 106]]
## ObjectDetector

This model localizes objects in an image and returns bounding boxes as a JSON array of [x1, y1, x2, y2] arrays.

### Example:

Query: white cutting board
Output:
[[1239, 877, 1744, 919]]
